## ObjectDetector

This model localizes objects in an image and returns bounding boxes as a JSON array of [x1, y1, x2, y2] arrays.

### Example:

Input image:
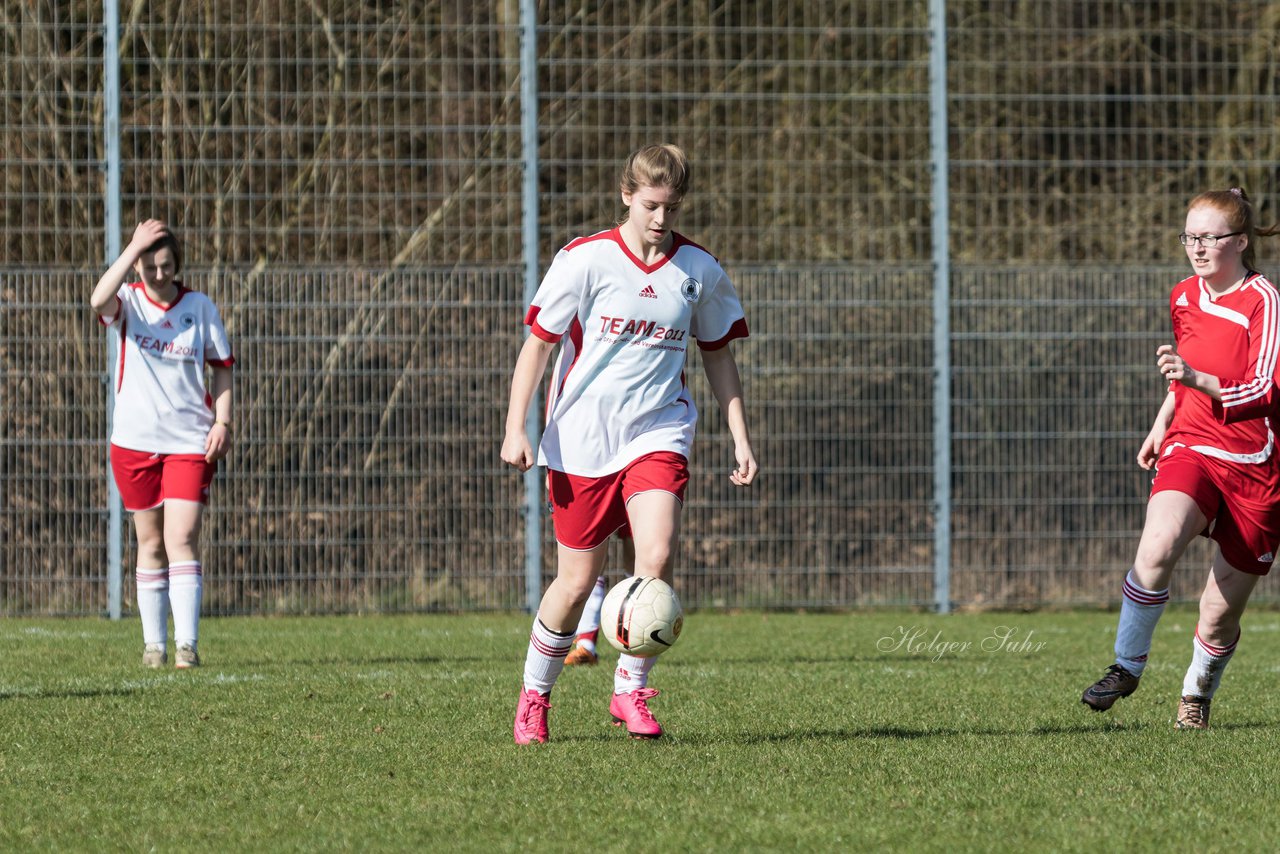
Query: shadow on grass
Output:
[[664, 653, 939, 667], [706, 717, 1274, 742], [235, 654, 500, 668], [548, 718, 1273, 745], [0, 652, 507, 700], [0, 684, 152, 700]]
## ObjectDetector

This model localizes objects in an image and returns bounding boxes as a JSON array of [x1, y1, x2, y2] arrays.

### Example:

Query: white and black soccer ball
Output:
[[600, 576, 684, 658]]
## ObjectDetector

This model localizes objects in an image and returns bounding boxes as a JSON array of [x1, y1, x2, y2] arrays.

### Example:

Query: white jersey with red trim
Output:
[[100, 282, 236, 455], [1164, 273, 1280, 465], [526, 228, 748, 477]]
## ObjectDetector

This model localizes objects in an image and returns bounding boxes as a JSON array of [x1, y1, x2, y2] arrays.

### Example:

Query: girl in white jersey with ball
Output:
[[502, 144, 758, 743], [91, 219, 235, 669]]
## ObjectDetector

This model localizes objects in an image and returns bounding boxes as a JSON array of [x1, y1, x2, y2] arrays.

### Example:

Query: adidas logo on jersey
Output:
[[639, 284, 658, 299], [160, 319, 175, 329], [1259, 552, 1274, 563], [1176, 292, 1189, 307]]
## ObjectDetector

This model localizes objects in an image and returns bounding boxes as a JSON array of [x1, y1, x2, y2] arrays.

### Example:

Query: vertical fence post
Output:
[[103, 0, 124, 620], [929, 0, 952, 614], [519, 0, 543, 614]]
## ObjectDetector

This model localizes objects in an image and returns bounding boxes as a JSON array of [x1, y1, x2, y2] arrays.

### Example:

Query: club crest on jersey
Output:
[[180, 313, 197, 328], [681, 278, 701, 302]]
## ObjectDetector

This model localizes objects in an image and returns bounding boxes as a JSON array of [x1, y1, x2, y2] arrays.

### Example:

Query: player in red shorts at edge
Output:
[[91, 219, 235, 670], [501, 144, 758, 743], [1082, 189, 1280, 728]]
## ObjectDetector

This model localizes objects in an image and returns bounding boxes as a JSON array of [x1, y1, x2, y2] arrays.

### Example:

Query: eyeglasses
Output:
[[1179, 231, 1244, 247]]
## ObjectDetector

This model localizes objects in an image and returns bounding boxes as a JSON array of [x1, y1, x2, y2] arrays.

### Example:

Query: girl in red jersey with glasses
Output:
[[1083, 189, 1280, 729]]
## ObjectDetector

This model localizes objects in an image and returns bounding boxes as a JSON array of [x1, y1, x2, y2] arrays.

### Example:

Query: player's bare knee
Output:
[[555, 574, 598, 607], [633, 548, 675, 578], [1129, 561, 1174, 593], [135, 533, 165, 563], [163, 533, 199, 559], [569, 584, 595, 608], [137, 546, 167, 567], [1132, 542, 1179, 583], [1198, 616, 1240, 648], [1198, 596, 1242, 640]]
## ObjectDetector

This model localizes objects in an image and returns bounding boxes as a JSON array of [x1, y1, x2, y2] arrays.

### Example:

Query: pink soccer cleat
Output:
[[609, 687, 663, 739], [514, 688, 551, 745]]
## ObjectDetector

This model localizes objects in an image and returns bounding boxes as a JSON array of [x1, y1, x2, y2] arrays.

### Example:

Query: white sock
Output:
[[614, 654, 656, 694], [135, 567, 169, 648], [575, 576, 607, 636], [1182, 627, 1238, 699], [168, 560, 203, 648], [523, 617, 574, 695], [1114, 570, 1169, 676]]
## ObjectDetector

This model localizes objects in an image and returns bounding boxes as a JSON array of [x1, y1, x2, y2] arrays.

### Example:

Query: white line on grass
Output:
[[0, 627, 115, 641], [0, 671, 268, 698]]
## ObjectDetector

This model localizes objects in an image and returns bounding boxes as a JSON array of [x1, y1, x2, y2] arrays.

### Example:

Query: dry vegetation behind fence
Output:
[[2, 2, 1278, 613]]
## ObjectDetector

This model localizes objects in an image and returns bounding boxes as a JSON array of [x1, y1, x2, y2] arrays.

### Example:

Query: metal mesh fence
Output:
[[3, 266, 940, 614], [684, 266, 936, 608], [109, 2, 527, 267], [534, 1, 933, 265], [201, 269, 528, 614], [946, 0, 1280, 264], [949, 264, 1216, 607], [0, 273, 109, 615], [1, 3, 103, 266], [2, 2, 1279, 615]]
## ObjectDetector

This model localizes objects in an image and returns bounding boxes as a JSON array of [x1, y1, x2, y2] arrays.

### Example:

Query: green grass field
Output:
[[3, 607, 1280, 851]]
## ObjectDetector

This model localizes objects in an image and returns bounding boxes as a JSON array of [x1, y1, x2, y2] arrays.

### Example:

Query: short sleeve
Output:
[[97, 293, 123, 327], [525, 247, 585, 343], [691, 268, 749, 351], [204, 300, 236, 367]]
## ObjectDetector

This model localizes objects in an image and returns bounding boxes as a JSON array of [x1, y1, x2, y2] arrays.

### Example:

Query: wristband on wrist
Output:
[[215, 419, 233, 432]]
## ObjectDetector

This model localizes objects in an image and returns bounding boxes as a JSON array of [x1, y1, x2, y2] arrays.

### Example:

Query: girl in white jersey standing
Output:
[[91, 219, 235, 669], [502, 144, 758, 744], [1082, 189, 1280, 728]]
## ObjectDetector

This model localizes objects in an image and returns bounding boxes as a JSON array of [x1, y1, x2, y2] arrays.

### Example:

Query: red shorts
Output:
[[110, 444, 216, 512], [1151, 446, 1280, 574], [548, 452, 689, 550]]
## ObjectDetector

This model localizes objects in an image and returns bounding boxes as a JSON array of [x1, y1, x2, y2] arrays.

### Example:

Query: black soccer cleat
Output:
[[1081, 664, 1140, 711]]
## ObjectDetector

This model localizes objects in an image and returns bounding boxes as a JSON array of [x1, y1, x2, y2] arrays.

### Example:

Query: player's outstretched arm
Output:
[[701, 345, 757, 486], [90, 219, 171, 316], [501, 334, 556, 472]]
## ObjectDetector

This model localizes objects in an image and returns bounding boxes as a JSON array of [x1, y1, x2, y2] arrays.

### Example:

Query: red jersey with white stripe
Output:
[[99, 283, 235, 454], [1163, 273, 1280, 465], [526, 228, 748, 477]]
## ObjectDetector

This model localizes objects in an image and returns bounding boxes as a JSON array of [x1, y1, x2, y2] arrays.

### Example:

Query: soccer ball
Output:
[[600, 576, 684, 658]]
